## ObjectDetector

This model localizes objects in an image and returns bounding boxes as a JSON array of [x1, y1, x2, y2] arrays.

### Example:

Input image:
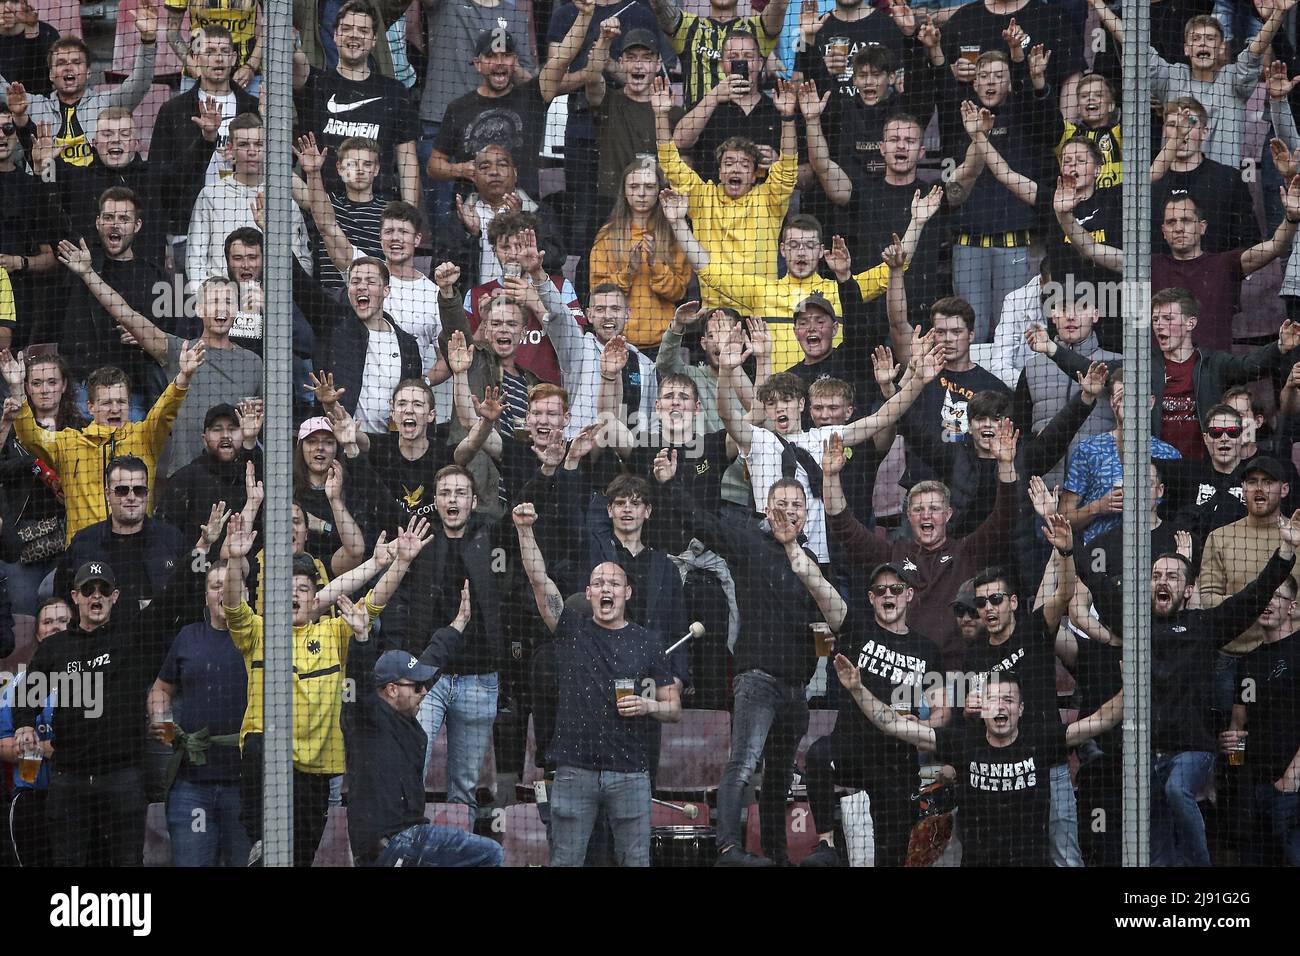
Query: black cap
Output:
[[204, 402, 239, 430], [618, 28, 658, 56], [869, 562, 908, 585], [1243, 455, 1286, 482], [474, 28, 516, 56], [794, 292, 837, 322], [951, 577, 977, 609], [72, 561, 117, 591]]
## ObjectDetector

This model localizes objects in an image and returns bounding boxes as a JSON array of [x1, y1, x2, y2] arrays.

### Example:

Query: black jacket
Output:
[[157, 446, 263, 546], [293, 259, 423, 417], [432, 194, 566, 289], [55, 517, 185, 608], [150, 83, 260, 235], [46, 151, 165, 266]]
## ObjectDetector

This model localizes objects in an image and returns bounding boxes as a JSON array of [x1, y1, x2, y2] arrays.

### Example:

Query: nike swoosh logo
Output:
[[327, 94, 382, 114]]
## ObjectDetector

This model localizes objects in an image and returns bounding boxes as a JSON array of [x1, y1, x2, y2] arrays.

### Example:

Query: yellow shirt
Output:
[[589, 223, 693, 349], [13, 381, 187, 541], [657, 140, 795, 310], [1058, 121, 1122, 188], [166, 0, 260, 68], [0, 268, 14, 328], [226, 592, 383, 775], [697, 263, 893, 371]]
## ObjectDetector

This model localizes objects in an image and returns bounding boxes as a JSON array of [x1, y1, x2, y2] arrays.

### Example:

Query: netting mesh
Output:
[[0, 0, 1296, 870]]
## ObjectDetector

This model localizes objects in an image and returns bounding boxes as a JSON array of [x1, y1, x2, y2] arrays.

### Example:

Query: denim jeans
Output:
[[418, 672, 498, 811], [550, 767, 652, 867], [717, 669, 810, 860], [0, 559, 58, 616], [1152, 750, 1215, 866], [373, 822, 504, 867], [417, 120, 454, 237], [1213, 0, 1264, 45], [166, 779, 251, 867], [1049, 761, 1084, 867], [952, 244, 1035, 344], [1242, 784, 1300, 866], [46, 766, 146, 866]]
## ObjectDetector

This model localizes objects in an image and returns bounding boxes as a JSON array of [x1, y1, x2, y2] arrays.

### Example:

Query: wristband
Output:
[[780, 115, 797, 123], [600, 373, 618, 382], [18, 256, 27, 272], [1288, 217, 1300, 225], [1056, 547, 1074, 558]]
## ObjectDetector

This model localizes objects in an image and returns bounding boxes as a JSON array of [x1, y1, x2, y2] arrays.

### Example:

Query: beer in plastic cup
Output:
[[1228, 738, 1246, 767], [810, 622, 835, 657], [18, 746, 41, 784], [829, 36, 851, 58], [152, 708, 177, 746], [614, 678, 636, 702], [959, 45, 981, 64]]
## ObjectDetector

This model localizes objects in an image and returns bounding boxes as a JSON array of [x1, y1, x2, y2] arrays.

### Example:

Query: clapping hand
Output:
[[823, 432, 847, 477], [1027, 475, 1059, 519], [652, 447, 678, 483]]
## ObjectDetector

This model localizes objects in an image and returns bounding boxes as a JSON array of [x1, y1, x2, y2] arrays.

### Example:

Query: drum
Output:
[[650, 826, 717, 867]]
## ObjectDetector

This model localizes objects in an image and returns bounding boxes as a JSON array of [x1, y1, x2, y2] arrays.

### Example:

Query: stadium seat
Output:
[[143, 802, 170, 866], [30, 0, 81, 36], [0, 615, 37, 673], [424, 802, 473, 831], [743, 800, 819, 865], [312, 805, 354, 867], [796, 709, 837, 772], [654, 708, 730, 797], [500, 803, 548, 867], [121, 82, 173, 160], [109, 0, 186, 82]]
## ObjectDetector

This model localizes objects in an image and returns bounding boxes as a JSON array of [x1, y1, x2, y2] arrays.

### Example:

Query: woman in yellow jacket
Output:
[[0, 342, 205, 541], [588, 158, 693, 352]]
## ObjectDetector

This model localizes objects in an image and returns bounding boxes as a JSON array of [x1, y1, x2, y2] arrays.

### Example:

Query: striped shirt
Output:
[[316, 192, 388, 292], [670, 12, 779, 109]]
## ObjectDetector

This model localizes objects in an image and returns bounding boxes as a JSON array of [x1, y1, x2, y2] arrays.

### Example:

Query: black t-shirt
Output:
[[940, 0, 1083, 95], [549, 606, 673, 773], [898, 364, 1010, 486], [1237, 634, 1300, 784], [0, 22, 59, 96], [1152, 160, 1258, 255], [1035, 181, 1123, 313], [1074, 629, 1122, 753], [795, 11, 907, 104], [933, 719, 1068, 866], [0, 167, 56, 257], [434, 80, 547, 198], [963, 608, 1060, 724], [297, 68, 419, 199], [836, 611, 943, 781], [364, 428, 453, 531], [67, 255, 171, 389], [1086, 521, 1183, 586], [623, 429, 731, 552]]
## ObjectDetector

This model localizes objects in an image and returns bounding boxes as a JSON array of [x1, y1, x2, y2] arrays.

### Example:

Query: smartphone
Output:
[[23, 343, 57, 359], [730, 60, 748, 79]]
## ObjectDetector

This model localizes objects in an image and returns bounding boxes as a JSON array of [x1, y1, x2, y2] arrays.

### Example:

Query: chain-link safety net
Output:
[[0, 0, 1296, 872]]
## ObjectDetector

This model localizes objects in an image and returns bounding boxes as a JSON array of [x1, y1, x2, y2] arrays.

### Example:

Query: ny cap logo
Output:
[[90, 563, 102, 575]]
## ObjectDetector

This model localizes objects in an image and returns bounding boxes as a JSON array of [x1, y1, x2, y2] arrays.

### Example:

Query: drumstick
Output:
[[652, 797, 700, 820]]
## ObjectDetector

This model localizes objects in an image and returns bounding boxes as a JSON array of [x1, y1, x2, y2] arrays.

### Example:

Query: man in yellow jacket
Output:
[[0, 343, 205, 541], [661, 184, 943, 371], [223, 512, 434, 867], [652, 74, 798, 310]]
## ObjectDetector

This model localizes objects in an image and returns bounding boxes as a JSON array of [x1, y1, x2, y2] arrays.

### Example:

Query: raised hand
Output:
[[534, 435, 566, 471], [304, 369, 346, 407], [199, 500, 232, 548], [1027, 475, 1059, 519], [1267, 58, 1300, 101], [30, 119, 57, 171], [651, 75, 674, 115], [234, 399, 263, 446], [244, 460, 264, 514], [659, 187, 688, 223], [178, 339, 207, 382], [652, 447, 678, 483], [565, 421, 604, 465], [911, 184, 943, 221], [293, 132, 327, 173], [516, 227, 544, 275], [471, 385, 505, 422], [371, 530, 397, 568], [1272, 137, 1297, 180], [823, 432, 846, 477], [1280, 318, 1300, 354], [597, 15, 620, 46], [250, 192, 266, 232], [512, 502, 538, 529], [445, 330, 475, 375], [1175, 529, 1194, 560], [56, 238, 94, 277], [909, 336, 945, 384], [395, 515, 435, 563], [745, 316, 772, 361], [833, 653, 862, 691], [454, 194, 481, 236], [716, 321, 752, 370], [872, 345, 899, 392], [601, 334, 630, 378], [130, 0, 158, 42], [327, 404, 359, 447], [1024, 323, 1053, 355], [917, 14, 940, 49], [1054, 174, 1083, 217], [1002, 17, 1027, 59], [769, 504, 798, 544], [990, 417, 1019, 464], [959, 99, 993, 139], [1076, 361, 1110, 401], [224, 513, 257, 560], [433, 261, 461, 297], [1028, 43, 1051, 83], [670, 299, 703, 331], [822, 234, 851, 280], [772, 77, 798, 118], [797, 81, 830, 122], [881, 233, 907, 270], [798, 0, 830, 47], [5, 82, 28, 126], [324, 461, 345, 501], [890, 2, 918, 37], [336, 594, 370, 638], [2, 396, 21, 423]]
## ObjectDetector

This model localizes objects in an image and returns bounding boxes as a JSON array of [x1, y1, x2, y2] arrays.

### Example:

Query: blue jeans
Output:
[[418, 672, 499, 810], [1245, 784, 1300, 866], [717, 669, 810, 859], [1152, 751, 1215, 866], [418, 120, 455, 237], [0, 559, 58, 616], [549, 767, 652, 867], [952, 244, 1034, 344], [1213, 0, 1264, 45], [166, 779, 251, 867], [1049, 761, 1084, 866], [373, 822, 504, 867]]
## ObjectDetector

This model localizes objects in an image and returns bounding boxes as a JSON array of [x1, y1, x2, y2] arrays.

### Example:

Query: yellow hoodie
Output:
[[13, 381, 188, 542]]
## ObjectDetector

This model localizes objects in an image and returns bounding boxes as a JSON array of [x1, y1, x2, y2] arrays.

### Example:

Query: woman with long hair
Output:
[[291, 417, 368, 574], [589, 158, 692, 352]]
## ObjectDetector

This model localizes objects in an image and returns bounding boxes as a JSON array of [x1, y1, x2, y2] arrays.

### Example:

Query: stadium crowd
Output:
[[0, 0, 1296, 868]]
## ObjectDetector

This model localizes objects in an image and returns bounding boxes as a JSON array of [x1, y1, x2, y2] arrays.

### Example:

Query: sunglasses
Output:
[[1205, 426, 1242, 439], [396, 680, 428, 691], [973, 593, 1009, 609], [953, 604, 978, 619], [870, 583, 907, 596], [111, 484, 149, 498], [0, 123, 15, 137], [78, 582, 112, 598]]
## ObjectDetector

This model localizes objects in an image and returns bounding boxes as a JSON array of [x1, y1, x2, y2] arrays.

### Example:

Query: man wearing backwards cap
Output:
[[12, 556, 208, 865], [345, 633, 503, 866], [799, 561, 948, 868]]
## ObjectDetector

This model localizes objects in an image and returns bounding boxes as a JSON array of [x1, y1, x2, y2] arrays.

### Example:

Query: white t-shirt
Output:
[[355, 327, 403, 434], [202, 91, 238, 186], [385, 270, 451, 422], [743, 424, 845, 563]]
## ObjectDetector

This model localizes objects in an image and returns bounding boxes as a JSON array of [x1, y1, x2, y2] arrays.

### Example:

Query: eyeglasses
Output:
[[973, 593, 1009, 609], [870, 583, 907, 596], [952, 604, 978, 619], [78, 582, 112, 598], [1206, 425, 1242, 439], [111, 484, 149, 498]]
